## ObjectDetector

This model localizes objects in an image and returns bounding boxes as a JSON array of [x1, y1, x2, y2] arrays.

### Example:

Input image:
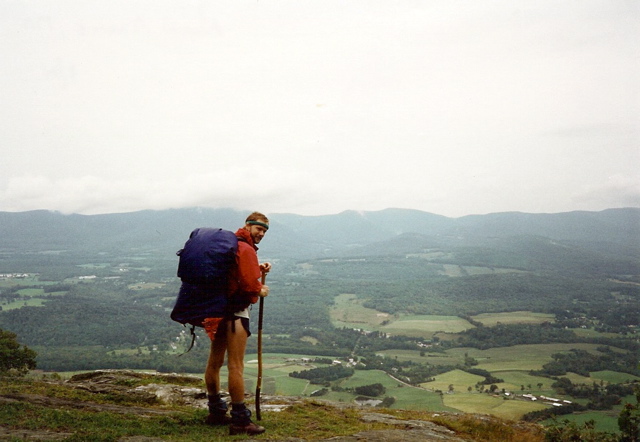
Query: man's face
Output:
[[246, 224, 268, 244]]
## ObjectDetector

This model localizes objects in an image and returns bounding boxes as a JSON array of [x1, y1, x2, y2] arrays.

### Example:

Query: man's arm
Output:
[[236, 242, 267, 298]]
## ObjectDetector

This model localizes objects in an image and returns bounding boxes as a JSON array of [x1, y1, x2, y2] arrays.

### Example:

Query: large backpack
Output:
[[176, 227, 238, 285], [170, 228, 238, 328]]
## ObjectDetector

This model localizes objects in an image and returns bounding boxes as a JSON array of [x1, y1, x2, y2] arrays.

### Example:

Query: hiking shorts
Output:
[[203, 316, 251, 341]]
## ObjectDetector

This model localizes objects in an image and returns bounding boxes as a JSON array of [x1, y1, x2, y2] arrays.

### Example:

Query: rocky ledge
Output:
[[0, 370, 544, 441]]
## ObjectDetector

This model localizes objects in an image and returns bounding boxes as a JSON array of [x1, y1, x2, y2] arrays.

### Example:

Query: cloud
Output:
[[0, 168, 317, 215], [0, 1, 638, 217], [573, 174, 640, 209]]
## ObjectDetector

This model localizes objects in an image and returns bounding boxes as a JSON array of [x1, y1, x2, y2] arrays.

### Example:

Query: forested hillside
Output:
[[1, 207, 638, 259], [0, 207, 638, 435]]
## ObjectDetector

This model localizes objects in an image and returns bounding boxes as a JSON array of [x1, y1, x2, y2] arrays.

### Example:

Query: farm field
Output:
[[242, 354, 455, 411], [2, 297, 47, 310], [375, 349, 462, 366], [330, 293, 475, 337], [377, 343, 617, 374], [570, 328, 622, 339], [438, 264, 526, 277], [543, 409, 628, 434], [380, 315, 473, 337], [443, 393, 548, 420], [330, 295, 572, 341], [445, 343, 612, 372], [421, 369, 484, 392], [470, 311, 555, 326], [333, 369, 454, 411], [491, 371, 555, 393], [0, 276, 67, 310], [590, 370, 640, 384], [420, 368, 556, 396], [387, 383, 455, 411], [330, 293, 391, 330], [242, 354, 595, 420]]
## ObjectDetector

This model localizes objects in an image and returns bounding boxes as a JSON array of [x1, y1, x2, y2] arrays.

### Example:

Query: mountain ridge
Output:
[[0, 207, 638, 261]]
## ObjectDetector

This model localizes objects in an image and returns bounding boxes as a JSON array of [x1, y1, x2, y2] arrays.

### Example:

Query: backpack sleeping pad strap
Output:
[[178, 315, 234, 356], [178, 324, 198, 356]]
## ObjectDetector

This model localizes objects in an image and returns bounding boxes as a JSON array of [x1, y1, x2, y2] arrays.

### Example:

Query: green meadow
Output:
[[590, 370, 640, 384], [445, 343, 611, 372], [470, 311, 555, 326], [329, 295, 571, 341], [375, 349, 464, 366], [2, 297, 47, 310], [444, 393, 548, 420], [330, 293, 474, 338], [438, 264, 525, 277], [421, 368, 485, 391], [333, 369, 454, 411], [1, 276, 67, 310], [380, 315, 473, 337], [491, 371, 554, 393], [379, 343, 614, 374], [543, 409, 628, 434], [242, 354, 454, 411], [330, 293, 395, 329], [324, 295, 639, 425]]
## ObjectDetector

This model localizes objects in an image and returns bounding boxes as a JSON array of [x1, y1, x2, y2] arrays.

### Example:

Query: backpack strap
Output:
[[178, 324, 197, 356]]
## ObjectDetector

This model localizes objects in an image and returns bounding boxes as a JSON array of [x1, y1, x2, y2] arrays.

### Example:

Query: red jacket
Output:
[[230, 228, 263, 305]]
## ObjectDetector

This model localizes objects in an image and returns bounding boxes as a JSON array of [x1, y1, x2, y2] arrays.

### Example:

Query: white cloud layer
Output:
[[1, 0, 638, 217]]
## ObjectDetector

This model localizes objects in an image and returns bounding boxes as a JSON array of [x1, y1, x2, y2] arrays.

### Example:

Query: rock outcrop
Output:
[[0, 370, 544, 441]]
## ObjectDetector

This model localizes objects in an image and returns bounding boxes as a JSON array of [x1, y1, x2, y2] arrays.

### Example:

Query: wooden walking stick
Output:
[[255, 271, 266, 421]]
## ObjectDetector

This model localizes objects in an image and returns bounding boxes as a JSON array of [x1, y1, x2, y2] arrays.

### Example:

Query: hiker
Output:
[[204, 212, 271, 436]]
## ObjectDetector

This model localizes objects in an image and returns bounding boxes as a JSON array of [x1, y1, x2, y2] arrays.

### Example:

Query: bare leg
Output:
[[225, 317, 248, 403], [226, 317, 265, 435], [205, 336, 227, 395]]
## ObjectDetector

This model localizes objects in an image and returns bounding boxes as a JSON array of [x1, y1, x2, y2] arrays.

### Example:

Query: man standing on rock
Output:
[[204, 212, 271, 436]]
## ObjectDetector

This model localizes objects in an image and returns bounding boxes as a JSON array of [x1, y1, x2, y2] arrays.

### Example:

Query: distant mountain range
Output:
[[0, 207, 638, 263]]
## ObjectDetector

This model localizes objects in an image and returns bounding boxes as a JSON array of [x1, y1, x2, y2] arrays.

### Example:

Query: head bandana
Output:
[[247, 220, 269, 230]]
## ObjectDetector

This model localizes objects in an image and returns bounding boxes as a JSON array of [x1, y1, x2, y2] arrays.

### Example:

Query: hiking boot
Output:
[[205, 394, 231, 426], [205, 412, 232, 426], [229, 421, 265, 436], [229, 403, 265, 435]]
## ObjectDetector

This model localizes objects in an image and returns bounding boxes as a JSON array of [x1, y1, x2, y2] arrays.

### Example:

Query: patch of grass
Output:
[[389, 409, 545, 442], [490, 371, 554, 393], [389, 385, 455, 411], [0, 374, 550, 441], [338, 369, 397, 389], [333, 369, 452, 411], [471, 311, 555, 326], [0, 377, 159, 407], [329, 294, 475, 337], [0, 401, 219, 442], [591, 370, 640, 384], [443, 393, 548, 420], [266, 401, 386, 439], [422, 369, 484, 392], [381, 315, 474, 336], [1, 297, 47, 310], [446, 343, 611, 372], [570, 328, 621, 339], [128, 282, 165, 290], [330, 293, 391, 329], [376, 349, 463, 367], [16, 288, 45, 296], [561, 371, 594, 385], [543, 410, 622, 434]]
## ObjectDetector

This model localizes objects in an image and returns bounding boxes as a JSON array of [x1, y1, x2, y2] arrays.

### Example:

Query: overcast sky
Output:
[[1, 1, 638, 218]]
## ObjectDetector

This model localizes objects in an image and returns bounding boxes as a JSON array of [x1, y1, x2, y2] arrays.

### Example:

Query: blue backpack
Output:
[[176, 228, 238, 285], [171, 228, 239, 328]]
